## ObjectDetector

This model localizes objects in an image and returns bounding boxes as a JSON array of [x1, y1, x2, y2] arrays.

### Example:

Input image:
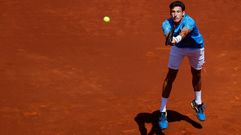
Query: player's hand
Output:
[[165, 25, 175, 46], [171, 38, 177, 44]]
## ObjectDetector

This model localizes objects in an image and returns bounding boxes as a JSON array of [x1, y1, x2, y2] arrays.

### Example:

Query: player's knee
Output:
[[166, 68, 178, 82], [191, 67, 201, 77]]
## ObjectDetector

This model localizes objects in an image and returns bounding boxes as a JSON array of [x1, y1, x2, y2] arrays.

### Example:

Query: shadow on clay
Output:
[[134, 110, 202, 135]]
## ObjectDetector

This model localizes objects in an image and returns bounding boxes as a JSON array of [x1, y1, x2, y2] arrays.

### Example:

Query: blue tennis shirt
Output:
[[162, 14, 204, 48]]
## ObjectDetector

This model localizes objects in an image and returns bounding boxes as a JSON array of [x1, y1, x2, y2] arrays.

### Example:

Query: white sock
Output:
[[160, 97, 168, 112], [195, 91, 202, 105]]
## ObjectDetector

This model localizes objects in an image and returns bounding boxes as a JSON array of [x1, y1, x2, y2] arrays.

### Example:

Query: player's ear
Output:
[[182, 11, 185, 17]]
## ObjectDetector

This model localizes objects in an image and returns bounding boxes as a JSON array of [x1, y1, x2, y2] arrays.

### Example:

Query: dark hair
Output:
[[169, 1, 185, 11]]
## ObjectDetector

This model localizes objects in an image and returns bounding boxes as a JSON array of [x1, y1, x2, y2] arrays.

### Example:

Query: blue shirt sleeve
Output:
[[162, 19, 171, 36], [183, 16, 195, 31]]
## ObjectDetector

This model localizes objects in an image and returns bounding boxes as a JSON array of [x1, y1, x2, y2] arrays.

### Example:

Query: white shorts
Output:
[[168, 46, 205, 70]]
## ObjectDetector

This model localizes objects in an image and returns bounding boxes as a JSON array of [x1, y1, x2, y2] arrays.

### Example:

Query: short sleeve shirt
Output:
[[162, 14, 204, 48]]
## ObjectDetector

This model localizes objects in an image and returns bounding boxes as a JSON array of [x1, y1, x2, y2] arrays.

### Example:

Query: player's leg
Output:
[[162, 68, 178, 98], [159, 68, 178, 129], [188, 48, 205, 121], [161, 46, 184, 111], [191, 67, 202, 104], [159, 46, 184, 129]]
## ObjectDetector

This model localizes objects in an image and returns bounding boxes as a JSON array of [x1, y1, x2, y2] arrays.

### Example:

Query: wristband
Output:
[[173, 35, 182, 43]]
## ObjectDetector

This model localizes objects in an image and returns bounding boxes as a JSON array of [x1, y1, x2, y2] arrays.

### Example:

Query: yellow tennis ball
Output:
[[103, 16, 110, 23]]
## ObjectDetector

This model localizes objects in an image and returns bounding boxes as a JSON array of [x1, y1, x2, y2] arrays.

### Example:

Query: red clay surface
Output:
[[0, 0, 241, 135]]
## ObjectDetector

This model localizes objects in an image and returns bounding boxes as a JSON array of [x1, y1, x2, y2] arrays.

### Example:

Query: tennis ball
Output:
[[103, 16, 110, 23]]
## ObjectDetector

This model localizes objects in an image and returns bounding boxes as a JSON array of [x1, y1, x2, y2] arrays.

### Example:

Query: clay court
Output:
[[0, 0, 241, 134]]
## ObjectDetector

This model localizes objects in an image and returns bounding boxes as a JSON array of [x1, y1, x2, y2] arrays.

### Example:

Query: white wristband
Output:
[[173, 35, 182, 43]]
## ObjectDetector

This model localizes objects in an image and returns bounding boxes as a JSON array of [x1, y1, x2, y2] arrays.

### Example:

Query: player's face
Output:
[[170, 6, 185, 23]]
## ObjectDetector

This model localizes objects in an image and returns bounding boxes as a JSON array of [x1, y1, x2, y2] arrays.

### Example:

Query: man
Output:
[[159, 1, 206, 129]]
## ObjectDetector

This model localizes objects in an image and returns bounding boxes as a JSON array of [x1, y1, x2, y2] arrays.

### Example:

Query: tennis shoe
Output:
[[191, 100, 206, 121], [159, 111, 168, 129]]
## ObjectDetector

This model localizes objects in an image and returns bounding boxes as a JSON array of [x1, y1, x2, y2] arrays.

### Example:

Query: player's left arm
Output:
[[179, 28, 191, 39], [171, 28, 191, 44], [171, 17, 195, 44]]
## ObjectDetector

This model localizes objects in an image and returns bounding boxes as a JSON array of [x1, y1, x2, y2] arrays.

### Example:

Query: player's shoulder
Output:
[[162, 18, 174, 26], [183, 14, 195, 23], [182, 14, 196, 27]]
